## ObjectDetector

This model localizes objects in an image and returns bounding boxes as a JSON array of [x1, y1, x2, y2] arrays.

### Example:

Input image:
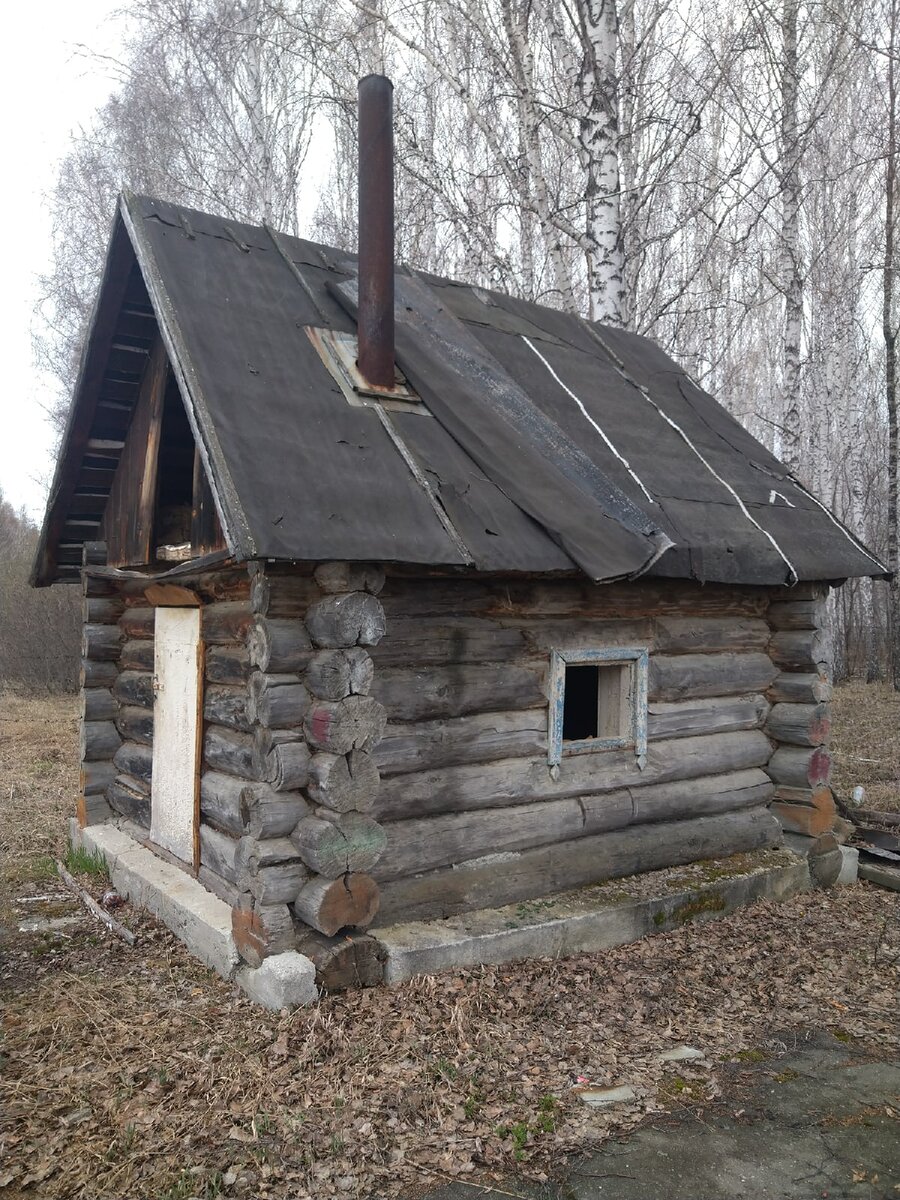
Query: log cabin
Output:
[[33, 77, 887, 998]]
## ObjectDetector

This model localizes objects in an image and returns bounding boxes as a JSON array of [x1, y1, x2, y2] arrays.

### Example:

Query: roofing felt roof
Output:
[[33, 191, 888, 586]]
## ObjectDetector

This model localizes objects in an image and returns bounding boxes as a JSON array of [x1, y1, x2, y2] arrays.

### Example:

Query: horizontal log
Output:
[[206, 645, 251, 685], [314, 562, 385, 595], [305, 648, 374, 700], [82, 624, 123, 662], [113, 670, 153, 709], [295, 929, 384, 990], [247, 673, 309, 727], [118, 606, 155, 639], [292, 814, 388, 877], [765, 703, 830, 747], [200, 771, 247, 835], [82, 688, 116, 722], [307, 750, 380, 813], [81, 659, 118, 688], [232, 895, 297, 966], [304, 696, 387, 754], [199, 824, 240, 883], [198, 866, 239, 908], [773, 784, 834, 811], [305, 592, 386, 648], [77, 792, 114, 827], [647, 695, 769, 741], [115, 705, 153, 744], [113, 742, 153, 786], [373, 663, 546, 722], [235, 835, 302, 871], [80, 720, 122, 763], [376, 806, 782, 923], [768, 599, 828, 631], [204, 726, 257, 780], [107, 775, 150, 827], [201, 601, 254, 645], [374, 710, 547, 777], [120, 640, 155, 671], [767, 745, 832, 789], [238, 861, 309, 904], [769, 629, 832, 674], [654, 615, 770, 653], [248, 617, 313, 673], [83, 574, 117, 597], [378, 577, 769, 620], [253, 730, 312, 791], [294, 873, 380, 936], [81, 759, 116, 796], [144, 583, 200, 606], [771, 800, 835, 838], [373, 767, 774, 882], [85, 596, 124, 624], [200, 769, 310, 838], [250, 570, 319, 618], [204, 685, 252, 732], [631, 768, 774, 824], [374, 729, 773, 821], [649, 652, 776, 701], [369, 617, 528, 667], [768, 672, 832, 704]]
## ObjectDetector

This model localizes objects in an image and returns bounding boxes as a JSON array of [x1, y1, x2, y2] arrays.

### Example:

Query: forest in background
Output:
[[19, 0, 900, 686]]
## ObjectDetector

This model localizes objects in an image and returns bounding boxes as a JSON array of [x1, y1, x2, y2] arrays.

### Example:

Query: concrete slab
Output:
[[837, 844, 859, 885], [417, 1035, 900, 1200], [373, 851, 811, 985], [78, 821, 240, 980]]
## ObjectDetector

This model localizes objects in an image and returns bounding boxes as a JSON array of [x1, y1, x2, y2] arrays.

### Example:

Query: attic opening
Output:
[[155, 371, 195, 551], [101, 334, 225, 569]]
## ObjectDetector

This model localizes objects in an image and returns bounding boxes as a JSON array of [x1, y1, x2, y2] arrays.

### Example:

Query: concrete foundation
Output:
[[371, 849, 812, 985], [70, 818, 319, 1005]]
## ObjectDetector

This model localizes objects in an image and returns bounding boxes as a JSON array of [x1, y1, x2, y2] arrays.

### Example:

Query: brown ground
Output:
[[831, 681, 900, 812], [1, 689, 898, 1200]]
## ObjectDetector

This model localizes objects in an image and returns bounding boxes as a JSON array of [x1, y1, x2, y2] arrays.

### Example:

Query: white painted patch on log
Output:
[[151, 607, 201, 865]]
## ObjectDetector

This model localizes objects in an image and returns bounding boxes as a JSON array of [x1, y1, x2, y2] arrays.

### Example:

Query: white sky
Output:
[[1, 2, 127, 521]]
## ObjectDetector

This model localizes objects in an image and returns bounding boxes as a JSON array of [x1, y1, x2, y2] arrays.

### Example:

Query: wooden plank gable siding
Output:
[[102, 339, 167, 567]]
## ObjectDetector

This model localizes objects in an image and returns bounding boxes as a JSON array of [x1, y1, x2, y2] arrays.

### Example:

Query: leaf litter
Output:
[[1, 691, 899, 1199]]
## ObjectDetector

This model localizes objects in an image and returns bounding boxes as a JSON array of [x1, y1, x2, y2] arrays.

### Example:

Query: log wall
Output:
[[78, 558, 839, 981]]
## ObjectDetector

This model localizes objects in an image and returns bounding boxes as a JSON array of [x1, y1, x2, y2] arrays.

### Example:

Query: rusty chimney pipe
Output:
[[357, 74, 395, 390]]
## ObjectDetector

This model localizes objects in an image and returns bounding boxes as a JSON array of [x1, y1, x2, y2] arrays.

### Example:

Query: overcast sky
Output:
[[1, 2, 126, 521]]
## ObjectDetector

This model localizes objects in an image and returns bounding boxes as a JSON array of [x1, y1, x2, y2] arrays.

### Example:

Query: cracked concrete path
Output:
[[422, 1034, 900, 1200]]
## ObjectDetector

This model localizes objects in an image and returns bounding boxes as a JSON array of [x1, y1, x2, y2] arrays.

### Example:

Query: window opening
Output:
[[549, 647, 648, 770]]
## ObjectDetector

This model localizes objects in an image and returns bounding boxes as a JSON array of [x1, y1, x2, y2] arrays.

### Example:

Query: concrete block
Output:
[[235, 951, 319, 1010], [80, 823, 240, 979], [836, 845, 859, 886]]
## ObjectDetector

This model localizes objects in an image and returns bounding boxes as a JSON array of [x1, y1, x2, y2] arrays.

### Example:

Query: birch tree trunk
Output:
[[885, 0, 900, 690], [780, 0, 803, 477], [576, 0, 626, 324]]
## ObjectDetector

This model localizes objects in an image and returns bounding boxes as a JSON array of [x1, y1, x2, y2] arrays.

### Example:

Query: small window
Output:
[[549, 648, 648, 769]]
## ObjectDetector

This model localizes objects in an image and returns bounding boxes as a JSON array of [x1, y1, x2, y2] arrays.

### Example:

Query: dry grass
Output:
[[831, 681, 900, 812], [0, 689, 899, 1200]]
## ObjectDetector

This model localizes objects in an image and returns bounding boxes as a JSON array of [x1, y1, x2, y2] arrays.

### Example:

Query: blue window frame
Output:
[[548, 646, 648, 769]]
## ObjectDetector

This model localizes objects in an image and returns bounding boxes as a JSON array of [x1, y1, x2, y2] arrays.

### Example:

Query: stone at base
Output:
[[836, 845, 859, 886], [235, 952, 319, 1010]]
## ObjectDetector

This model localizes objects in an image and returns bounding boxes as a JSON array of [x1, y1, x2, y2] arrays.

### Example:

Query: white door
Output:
[[151, 607, 202, 865]]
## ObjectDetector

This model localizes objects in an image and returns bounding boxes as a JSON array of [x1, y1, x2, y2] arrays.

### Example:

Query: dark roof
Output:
[[33, 191, 888, 586]]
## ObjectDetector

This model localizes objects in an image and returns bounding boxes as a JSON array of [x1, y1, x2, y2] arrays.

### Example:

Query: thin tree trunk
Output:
[[886, 0, 900, 690], [780, 0, 803, 477]]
